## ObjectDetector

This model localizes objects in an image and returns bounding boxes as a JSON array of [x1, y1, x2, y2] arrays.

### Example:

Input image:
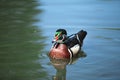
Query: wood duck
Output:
[[49, 29, 87, 59]]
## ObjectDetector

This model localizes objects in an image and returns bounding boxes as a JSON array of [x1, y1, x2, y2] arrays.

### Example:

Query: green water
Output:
[[0, 0, 47, 80]]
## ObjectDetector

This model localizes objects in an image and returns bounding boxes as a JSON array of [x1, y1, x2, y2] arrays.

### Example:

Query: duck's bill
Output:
[[52, 38, 57, 43]]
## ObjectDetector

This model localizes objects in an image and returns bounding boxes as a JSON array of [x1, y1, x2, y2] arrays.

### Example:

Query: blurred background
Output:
[[0, 0, 120, 80]]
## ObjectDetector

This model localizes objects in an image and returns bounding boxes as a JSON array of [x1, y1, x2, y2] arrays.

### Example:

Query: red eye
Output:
[[55, 36, 58, 40], [54, 32, 63, 41]]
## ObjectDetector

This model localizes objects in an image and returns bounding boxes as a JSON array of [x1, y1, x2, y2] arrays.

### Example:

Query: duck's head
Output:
[[53, 29, 67, 43]]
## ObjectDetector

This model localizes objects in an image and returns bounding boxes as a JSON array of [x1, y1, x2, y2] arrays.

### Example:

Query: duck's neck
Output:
[[53, 42, 60, 48]]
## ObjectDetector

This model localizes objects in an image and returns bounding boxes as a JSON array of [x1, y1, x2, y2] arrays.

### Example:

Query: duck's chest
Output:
[[49, 44, 70, 59]]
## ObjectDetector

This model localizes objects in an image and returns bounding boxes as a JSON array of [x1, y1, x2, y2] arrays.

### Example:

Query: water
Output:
[[0, 0, 47, 80], [0, 0, 120, 80]]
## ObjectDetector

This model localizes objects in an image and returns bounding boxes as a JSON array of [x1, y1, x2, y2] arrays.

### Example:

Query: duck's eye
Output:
[[59, 36, 63, 40]]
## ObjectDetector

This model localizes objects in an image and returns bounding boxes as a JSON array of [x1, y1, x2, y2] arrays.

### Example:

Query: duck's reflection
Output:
[[49, 51, 86, 80]]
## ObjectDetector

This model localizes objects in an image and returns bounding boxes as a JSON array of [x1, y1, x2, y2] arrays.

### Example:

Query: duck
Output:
[[49, 29, 87, 59]]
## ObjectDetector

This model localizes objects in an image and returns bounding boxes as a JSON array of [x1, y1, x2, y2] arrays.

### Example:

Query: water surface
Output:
[[0, 0, 120, 80], [0, 0, 47, 80], [39, 0, 120, 80]]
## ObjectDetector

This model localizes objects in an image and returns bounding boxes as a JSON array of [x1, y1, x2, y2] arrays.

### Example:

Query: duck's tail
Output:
[[76, 30, 87, 46]]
